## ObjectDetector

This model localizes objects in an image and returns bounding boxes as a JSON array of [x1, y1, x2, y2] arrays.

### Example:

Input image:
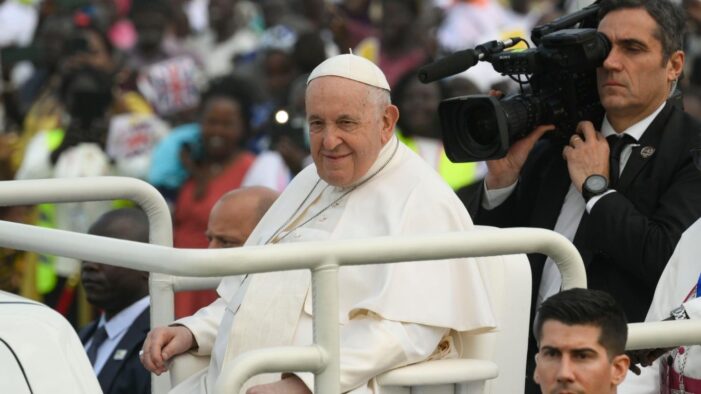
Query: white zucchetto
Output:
[[307, 54, 391, 91]]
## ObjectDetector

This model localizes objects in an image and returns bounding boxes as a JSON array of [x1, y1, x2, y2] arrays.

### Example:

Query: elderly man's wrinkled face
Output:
[[306, 76, 397, 187], [534, 321, 629, 394]]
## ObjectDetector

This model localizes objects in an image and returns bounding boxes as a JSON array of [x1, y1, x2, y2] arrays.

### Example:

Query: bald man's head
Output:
[[206, 187, 279, 248]]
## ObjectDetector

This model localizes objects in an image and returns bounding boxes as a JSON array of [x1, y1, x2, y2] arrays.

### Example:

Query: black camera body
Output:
[[425, 3, 611, 162]]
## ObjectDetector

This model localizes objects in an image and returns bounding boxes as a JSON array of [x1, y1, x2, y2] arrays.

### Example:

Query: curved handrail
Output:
[[0, 219, 585, 393], [0, 222, 585, 287], [0, 177, 174, 394], [215, 346, 328, 394], [627, 320, 701, 350], [0, 177, 172, 247], [376, 359, 499, 387]]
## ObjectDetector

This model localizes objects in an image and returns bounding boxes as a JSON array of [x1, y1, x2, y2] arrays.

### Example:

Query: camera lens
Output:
[[500, 95, 540, 142], [439, 94, 544, 162], [440, 95, 509, 162], [462, 101, 500, 146]]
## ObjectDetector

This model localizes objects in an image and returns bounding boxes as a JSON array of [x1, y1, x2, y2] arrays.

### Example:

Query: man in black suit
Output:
[[79, 208, 151, 394], [468, 0, 701, 391]]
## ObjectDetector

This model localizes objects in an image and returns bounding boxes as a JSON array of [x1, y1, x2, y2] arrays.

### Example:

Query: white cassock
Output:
[[618, 218, 701, 394], [172, 135, 496, 393]]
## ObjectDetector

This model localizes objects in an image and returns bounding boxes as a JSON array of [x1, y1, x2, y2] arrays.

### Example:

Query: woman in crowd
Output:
[[392, 68, 485, 192], [173, 76, 256, 317]]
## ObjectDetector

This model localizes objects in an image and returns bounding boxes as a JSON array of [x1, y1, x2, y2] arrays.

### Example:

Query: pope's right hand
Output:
[[484, 124, 555, 189], [140, 325, 196, 375]]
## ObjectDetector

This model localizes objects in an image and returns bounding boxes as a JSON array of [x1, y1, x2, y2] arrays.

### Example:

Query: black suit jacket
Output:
[[467, 103, 701, 393], [79, 307, 151, 394], [469, 102, 701, 322]]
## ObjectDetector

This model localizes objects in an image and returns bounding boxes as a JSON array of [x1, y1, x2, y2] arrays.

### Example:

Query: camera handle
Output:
[[531, 2, 600, 44]]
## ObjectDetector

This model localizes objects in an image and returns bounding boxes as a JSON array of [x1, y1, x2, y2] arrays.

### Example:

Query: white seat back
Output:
[[377, 226, 533, 393]]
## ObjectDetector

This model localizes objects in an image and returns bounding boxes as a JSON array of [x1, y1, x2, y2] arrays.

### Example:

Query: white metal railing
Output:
[[0, 177, 174, 393], [0, 177, 228, 392], [0, 217, 585, 393], [1, 177, 700, 393]]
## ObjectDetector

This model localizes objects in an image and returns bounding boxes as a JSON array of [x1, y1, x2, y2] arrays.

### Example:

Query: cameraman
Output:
[[469, 0, 701, 391]]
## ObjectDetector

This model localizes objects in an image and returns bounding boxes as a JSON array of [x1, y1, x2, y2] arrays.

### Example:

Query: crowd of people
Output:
[[0, 0, 538, 320], [1, 0, 701, 393]]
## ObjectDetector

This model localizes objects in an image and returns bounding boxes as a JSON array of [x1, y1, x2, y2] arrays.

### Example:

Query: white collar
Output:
[[600, 102, 666, 142], [98, 296, 149, 339]]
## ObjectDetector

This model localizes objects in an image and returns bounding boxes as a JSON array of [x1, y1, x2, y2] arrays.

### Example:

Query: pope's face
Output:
[[596, 8, 683, 124], [534, 321, 629, 394], [306, 76, 397, 187]]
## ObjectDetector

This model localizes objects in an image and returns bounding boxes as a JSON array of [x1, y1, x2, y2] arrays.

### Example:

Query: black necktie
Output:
[[607, 134, 635, 187], [86, 325, 108, 366]]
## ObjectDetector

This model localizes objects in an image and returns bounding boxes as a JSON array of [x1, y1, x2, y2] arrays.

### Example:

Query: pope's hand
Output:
[[246, 375, 311, 394], [140, 325, 196, 375], [562, 121, 610, 192]]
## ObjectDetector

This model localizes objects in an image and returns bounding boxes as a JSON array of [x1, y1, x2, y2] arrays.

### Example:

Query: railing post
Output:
[[0, 177, 174, 394], [312, 257, 340, 393]]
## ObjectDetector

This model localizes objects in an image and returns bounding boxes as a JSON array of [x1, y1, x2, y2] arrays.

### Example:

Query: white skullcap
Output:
[[307, 54, 390, 91]]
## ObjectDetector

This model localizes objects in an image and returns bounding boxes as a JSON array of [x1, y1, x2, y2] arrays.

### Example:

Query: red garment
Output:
[[173, 153, 254, 318]]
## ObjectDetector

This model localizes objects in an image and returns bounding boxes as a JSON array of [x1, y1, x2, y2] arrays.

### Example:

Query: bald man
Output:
[[205, 187, 280, 249], [174, 187, 280, 317]]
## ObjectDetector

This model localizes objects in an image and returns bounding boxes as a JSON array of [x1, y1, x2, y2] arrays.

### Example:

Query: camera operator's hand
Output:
[[626, 346, 671, 375], [563, 121, 610, 193], [485, 124, 554, 189]]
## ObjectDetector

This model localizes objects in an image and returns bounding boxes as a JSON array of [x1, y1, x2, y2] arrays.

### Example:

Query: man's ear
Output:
[[381, 104, 399, 144], [533, 353, 542, 385], [610, 354, 630, 386], [667, 50, 685, 82]]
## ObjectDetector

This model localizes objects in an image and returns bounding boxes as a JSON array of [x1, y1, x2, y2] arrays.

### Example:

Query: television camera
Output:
[[420, 3, 611, 162]]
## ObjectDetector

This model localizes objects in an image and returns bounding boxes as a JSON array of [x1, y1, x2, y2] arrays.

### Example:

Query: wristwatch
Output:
[[582, 174, 609, 202], [670, 305, 689, 320]]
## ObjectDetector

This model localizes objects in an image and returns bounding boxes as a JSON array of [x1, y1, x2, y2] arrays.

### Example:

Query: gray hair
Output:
[[367, 86, 392, 116], [598, 0, 686, 64]]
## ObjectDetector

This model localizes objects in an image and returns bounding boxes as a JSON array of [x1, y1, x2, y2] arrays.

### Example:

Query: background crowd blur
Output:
[[0, 0, 700, 329]]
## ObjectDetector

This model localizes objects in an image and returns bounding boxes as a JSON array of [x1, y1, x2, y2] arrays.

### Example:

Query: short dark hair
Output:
[[89, 207, 150, 244], [598, 0, 686, 63], [201, 75, 257, 143], [535, 288, 628, 357]]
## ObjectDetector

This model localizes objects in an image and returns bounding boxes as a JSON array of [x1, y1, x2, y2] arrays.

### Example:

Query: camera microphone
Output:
[[418, 38, 524, 84], [418, 49, 481, 83]]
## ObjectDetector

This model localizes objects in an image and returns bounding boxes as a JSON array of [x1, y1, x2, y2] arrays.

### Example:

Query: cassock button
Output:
[[640, 146, 655, 158], [332, 202, 340, 208]]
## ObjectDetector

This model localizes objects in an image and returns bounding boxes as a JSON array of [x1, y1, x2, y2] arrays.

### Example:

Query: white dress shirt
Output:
[[85, 296, 149, 374]]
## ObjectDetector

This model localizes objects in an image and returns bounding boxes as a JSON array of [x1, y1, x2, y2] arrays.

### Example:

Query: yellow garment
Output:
[[29, 129, 132, 295], [114, 91, 154, 115], [11, 88, 153, 172], [397, 132, 479, 190], [31, 129, 64, 295], [12, 84, 63, 171], [355, 36, 380, 63]]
